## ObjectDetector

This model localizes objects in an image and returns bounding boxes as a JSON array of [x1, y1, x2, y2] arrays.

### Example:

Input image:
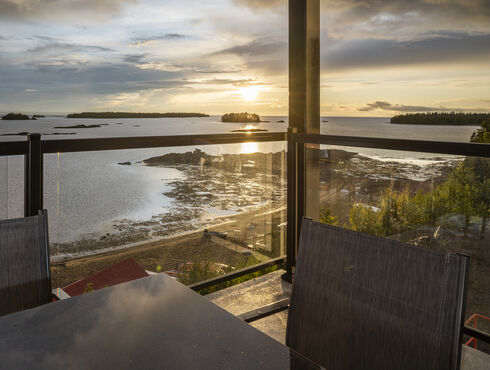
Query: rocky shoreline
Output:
[[51, 148, 470, 288], [51, 148, 460, 261]]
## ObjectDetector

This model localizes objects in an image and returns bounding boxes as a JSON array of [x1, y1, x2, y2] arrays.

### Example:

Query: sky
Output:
[[0, 0, 489, 116]]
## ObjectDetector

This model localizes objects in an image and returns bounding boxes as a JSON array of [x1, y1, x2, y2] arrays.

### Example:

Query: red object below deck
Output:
[[63, 257, 149, 297]]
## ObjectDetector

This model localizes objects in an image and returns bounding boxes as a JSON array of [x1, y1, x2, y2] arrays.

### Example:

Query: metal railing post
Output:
[[24, 133, 43, 217]]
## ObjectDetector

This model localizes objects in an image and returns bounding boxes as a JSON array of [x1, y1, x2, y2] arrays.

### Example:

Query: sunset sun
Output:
[[239, 86, 260, 101]]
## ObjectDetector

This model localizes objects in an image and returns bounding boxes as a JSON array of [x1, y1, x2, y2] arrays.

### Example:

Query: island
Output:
[[231, 128, 269, 133], [2, 113, 31, 120], [66, 112, 209, 119], [54, 124, 102, 129], [221, 112, 261, 123], [391, 112, 490, 125]]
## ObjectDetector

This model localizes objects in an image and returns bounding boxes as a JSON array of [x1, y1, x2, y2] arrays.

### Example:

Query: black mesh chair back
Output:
[[287, 218, 469, 370], [0, 210, 51, 316]]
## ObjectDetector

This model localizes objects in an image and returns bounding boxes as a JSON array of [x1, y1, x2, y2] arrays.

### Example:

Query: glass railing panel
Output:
[[45, 141, 287, 292], [305, 144, 489, 323], [0, 155, 24, 220]]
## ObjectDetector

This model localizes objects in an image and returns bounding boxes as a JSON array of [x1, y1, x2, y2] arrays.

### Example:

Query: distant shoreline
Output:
[[391, 122, 480, 126], [390, 112, 489, 126], [67, 112, 210, 119]]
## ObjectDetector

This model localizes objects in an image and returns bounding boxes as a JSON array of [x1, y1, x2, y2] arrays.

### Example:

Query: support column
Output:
[[25, 133, 43, 217], [285, 0, 320, 281]]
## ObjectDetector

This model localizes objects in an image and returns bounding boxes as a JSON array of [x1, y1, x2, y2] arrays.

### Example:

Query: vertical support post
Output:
[[24, 133, 43, 217], [285, 0, 320, 282], [284, 128, 297, 282]]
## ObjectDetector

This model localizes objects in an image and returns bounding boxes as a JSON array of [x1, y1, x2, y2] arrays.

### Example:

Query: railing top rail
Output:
[[3, 132, 488, 157], [41, 132, 287, 154], [293, 133, 490, 158], [0, 141, 29, 156]]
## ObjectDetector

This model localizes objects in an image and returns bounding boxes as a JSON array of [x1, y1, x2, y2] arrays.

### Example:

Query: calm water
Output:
[[0, 116, 479, 242]]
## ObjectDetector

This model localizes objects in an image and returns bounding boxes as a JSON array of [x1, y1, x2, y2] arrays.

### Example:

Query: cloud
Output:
[[0, 0, 136, 21], [123, 54, 148, 64], [129, 33, 188, 47], [0, 61, 187, 97], [212, 37, 285, 57], [324, 0, 490, 40], [188, 78, 265, 87], [28, 42, 113, 54], [232, 0, 285, 9], [323, 32, 490, 71], [359, 101, 459, 112], [234, 0, 490, 37]]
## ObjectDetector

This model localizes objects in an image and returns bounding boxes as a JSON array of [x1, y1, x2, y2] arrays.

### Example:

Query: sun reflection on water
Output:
[[240, 142, 258, 154]]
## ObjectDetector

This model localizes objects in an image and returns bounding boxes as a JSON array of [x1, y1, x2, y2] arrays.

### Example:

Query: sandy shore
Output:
[[51, 206, 287, 288]]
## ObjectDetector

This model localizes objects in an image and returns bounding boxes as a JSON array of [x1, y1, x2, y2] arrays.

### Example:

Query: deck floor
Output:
[[206, 269, 290, 344], [206, 270, 490, 369]]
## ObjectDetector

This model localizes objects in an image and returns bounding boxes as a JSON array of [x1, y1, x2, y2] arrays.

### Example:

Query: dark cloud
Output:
[[123, 54, 148, 64], [28, 42, 113, 54], [359, 101, 457, 112], [0, 61, 187, 96], [208, 37, 287, 76], [130, 33, 188, 47], [323, 33, 490, 71], [212, 38, 285, 57], [0, 0, 136, 20], [164, 33, 187, 39], [234, 0, 489, 35]]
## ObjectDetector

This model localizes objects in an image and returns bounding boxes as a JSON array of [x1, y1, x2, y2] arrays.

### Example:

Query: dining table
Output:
[[0, 272, 322, 369]]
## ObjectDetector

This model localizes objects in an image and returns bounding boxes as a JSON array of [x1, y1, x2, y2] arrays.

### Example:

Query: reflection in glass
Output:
[[0, 156, 24, 220], [307, 145, 489, 320], [45, 144, 287, 292]]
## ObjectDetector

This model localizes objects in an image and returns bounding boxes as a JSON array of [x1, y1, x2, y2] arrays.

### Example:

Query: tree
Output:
[[319, 207, 338, 225], [348, 159, 488, 240], [471, 120, 490, 143]]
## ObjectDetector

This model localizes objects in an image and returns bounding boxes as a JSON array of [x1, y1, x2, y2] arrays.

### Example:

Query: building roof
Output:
[[63, 257, 149, 297]]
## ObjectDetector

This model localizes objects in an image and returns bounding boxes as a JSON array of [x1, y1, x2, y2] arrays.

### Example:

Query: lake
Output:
[[0, 115, 479, 244]]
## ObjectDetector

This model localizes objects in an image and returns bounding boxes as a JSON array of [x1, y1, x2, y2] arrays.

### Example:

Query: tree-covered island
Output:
[[2, 113, 31, 120], [391, 112, 490, 125], [221, 112, 261, 123], [66, 112, 209, 119]]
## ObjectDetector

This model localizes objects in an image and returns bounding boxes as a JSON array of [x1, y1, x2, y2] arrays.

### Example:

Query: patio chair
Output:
[[0, 210, 52, 316], [286, 218, 469, 370]]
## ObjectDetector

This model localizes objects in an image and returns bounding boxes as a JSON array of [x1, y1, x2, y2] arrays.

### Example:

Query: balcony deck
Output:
[[207, 269, 290, 344], [207, 271, 490, 370]]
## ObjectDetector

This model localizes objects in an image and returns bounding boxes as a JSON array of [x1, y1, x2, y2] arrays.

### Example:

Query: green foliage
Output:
[[319, 207, 338, 225], [221, 112, 261, 123], [2, 112, 30, 120], [349, 203, 382, 235], [177, 260, 220, 286], [83, 282, 94, 293], [349, 158, 489, 239], [445, 158, 489, 237], [391, 112, 490, 126], [66, 112, 209, 119], [175, 255, 281, 295], [471, 120, 490, 143], [196, 265, 282, 295]]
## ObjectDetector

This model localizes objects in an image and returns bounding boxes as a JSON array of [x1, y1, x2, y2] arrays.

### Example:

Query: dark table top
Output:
[[0, 273, 321, 370]]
